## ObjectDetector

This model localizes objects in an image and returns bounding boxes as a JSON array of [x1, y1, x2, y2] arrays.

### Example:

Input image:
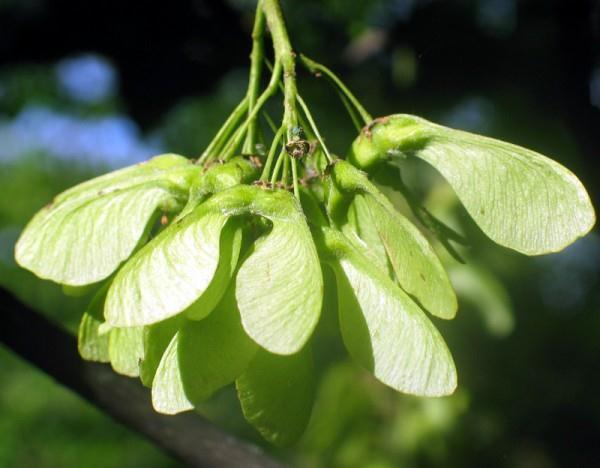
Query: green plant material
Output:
[[139, 314, 185, 387], [349, 114, 596, 254], [317, 227, 456, 396], [77, 285, 110, 362], [244, 0, 266, 154], [299, 188, 329, 228], [104, 191, 241, 327], [151, 287, 258, 414], [236, 346, 316, 446], [260, 125, 286, 181], [344, 194, 392, 273], [296, 93, 332, 163], [330, 161, 457, 319], [449, 263, 514, 337], [62, 283, 96, 298], [15, 154, 196, 286], [221, 60, 283, 162], [199, 95, 249, 161], [236, 191, 323, 355], [372, 166, 469, 263], [149, 335, 191, 413], [106, 185, 323, 354], [178, 157, 259, 219], [184, 221, 243, 321], [13, 0, 597, 448], [108, 326, 145, 377], [300, 362, 372, 451], [299, 54, 372, 125]]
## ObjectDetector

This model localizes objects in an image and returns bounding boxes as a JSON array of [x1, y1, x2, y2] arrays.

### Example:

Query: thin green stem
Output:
[[222, 60, 282, 161], [264, 58, 317, 139], [262, 0, 298, 140], [337, 90, 362, 132], [290, 157, 300, 198], [244, 1, 266, 154], [262, 111, 278, 134], [282, 152, 290, 186], [296, 94, 332, 163], [260, 125, 285, 181], [270, 147, 286, 185], [220, 124, 246, 160], [199, 97, 248, 163], [299, 54, 372, 125]]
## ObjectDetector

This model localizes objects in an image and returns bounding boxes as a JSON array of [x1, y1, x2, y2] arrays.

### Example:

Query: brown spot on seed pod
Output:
[[253, 180, 273, 190], [160, 214, 169, 226], [362, 116, 390, 140], [202, 158, 225, 171], [249, 155, 263, 168]]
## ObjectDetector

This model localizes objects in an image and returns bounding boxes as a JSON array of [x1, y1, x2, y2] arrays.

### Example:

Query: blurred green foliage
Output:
[[0, 347, 180, 468]]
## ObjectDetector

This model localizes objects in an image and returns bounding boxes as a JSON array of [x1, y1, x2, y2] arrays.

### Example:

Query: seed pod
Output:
[[348, 114, 595, 255]]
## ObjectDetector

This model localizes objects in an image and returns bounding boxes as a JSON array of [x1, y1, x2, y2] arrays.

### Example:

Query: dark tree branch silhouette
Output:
[[0, 287, 284, 468]]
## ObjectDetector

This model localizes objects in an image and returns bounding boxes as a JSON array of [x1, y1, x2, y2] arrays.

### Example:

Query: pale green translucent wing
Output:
[[104, 196, 236, 326], [342, 194, 390, 273], [140, 314, 184, 387], [363, 196, 457, 319], [236, 190, 323, 355], [54, 153, 194, 204], [77, 285, 110, 362], [150, 334, 192, 414], [236, 347, 316, 446], [349, 115, 595, 254], [15, 154, 196, 286], [106, 185, 322, 338], [185, 221, 243, 320], [331, 161, 456, 319], [318, 227, 457, 397], [108, 326, 145, 377], [152, 289, 258, 414]]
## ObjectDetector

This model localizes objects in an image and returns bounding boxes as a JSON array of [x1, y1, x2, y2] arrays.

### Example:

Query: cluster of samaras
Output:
[[15, 114, 594, 444]]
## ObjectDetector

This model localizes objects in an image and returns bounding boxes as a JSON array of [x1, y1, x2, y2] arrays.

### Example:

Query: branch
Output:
[[0, 287, 285, 468]]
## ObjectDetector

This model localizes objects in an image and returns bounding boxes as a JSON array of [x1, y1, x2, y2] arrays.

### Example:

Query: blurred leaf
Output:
[[449, 263, 514, 337], [301, 362, 372, 451], [236, 347, 316, 446], [63, 283, 96, 297]]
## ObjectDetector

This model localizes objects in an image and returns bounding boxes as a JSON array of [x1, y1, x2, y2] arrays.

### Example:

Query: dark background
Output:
[[1, 1, 599, 467]]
